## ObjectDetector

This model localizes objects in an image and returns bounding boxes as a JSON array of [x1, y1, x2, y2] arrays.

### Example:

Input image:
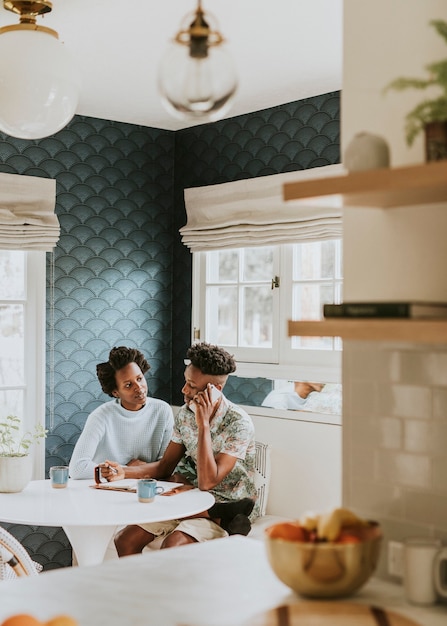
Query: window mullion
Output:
[[26, 251, 46, 479]]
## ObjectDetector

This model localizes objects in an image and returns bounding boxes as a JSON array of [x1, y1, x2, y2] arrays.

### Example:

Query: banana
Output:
[[299, 512, 319, 531], [316, 507, 368, 542], [298, 507, 368, 541]]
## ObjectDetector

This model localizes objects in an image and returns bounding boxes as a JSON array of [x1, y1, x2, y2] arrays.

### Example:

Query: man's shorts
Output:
[[138, 517, 228, 542]]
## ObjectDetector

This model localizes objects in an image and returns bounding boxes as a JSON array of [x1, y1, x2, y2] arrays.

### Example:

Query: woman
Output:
[[69, 346, 173, 480]]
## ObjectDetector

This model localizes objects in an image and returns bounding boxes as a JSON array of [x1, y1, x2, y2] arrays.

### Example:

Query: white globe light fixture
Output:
[[0, 0, 81, 139], [158, 0, 237, 122]]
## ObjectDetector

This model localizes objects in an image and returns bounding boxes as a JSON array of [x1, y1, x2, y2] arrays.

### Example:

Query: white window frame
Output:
[[192, 242, 342, 384], [0, 251, 46, 479], [28, 251, 46, 479]]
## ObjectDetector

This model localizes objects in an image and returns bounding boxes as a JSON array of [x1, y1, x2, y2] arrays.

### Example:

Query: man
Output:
[[262, 381, 324, 411], [69, 346, 174, 479], [103, 342, 258, 555]]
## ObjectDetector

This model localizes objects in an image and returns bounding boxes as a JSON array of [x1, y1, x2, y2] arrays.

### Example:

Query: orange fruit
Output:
[[1, 615, 42, 626], [337, 530, 362, 544], [267, 522, 309, 542], [45, 617, 78, 626]]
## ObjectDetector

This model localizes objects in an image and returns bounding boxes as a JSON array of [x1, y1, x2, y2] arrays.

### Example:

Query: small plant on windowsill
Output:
[[0, 414, 47, 457], [0, 415, 47, 493], [383, 19, 447, 160]]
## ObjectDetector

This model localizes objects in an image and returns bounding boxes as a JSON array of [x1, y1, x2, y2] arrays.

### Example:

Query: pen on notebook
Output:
[[105, 463, 118, 474]]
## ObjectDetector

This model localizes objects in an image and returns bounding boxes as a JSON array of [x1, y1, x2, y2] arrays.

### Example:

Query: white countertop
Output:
[[0, 537, 445, 626], [347, 577, 447, 626]]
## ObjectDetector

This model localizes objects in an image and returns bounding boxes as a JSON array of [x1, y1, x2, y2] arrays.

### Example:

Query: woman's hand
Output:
[[102, 460, 125, 481]]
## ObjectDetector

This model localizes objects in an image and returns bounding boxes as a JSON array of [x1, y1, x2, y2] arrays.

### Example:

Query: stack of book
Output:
[[323, 302, 447, 319]]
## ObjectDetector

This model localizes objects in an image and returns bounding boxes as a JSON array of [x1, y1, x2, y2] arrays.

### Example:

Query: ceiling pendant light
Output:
[[158, 0, 237, 122], [0, 0, 81, 139]]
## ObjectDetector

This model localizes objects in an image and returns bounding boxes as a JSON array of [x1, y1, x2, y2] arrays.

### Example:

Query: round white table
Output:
[[0, 479, 214, 566]]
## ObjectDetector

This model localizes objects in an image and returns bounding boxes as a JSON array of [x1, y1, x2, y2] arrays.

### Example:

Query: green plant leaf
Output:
[[384, 77, 434, 93], [0, 415, 47, 456], [425, 59, 447, 91], [430, 19, 447, 44], [404, 97, 447, 145], [383, 19, 447, 144]]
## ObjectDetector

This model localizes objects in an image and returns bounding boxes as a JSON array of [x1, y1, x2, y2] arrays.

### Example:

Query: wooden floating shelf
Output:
[[288, 319, 447, 343], [282, 160, 447, 209]]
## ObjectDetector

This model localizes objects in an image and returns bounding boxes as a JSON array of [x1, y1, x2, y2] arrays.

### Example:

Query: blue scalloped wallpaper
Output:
[[0, 91, 340, 570]]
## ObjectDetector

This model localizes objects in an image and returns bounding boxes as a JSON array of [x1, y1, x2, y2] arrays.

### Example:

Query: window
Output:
[[200, 246, 279, 363], [192, 239, 342, 382], [0, 250, 46, 478]]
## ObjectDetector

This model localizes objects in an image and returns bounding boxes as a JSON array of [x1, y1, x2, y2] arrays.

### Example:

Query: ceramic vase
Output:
[[344, 132, 390, 172], [0, 455, 33, 492]]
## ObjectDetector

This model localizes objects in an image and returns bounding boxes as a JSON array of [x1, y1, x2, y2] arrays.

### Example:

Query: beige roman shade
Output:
[[0, 172, 59, 251], [180, 164, 344, 251]]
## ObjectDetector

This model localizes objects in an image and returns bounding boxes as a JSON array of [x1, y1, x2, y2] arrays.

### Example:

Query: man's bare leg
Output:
[[114, 525, 155, 556]]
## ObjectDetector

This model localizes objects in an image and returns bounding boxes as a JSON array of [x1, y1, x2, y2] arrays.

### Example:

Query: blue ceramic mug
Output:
[[137, 478, 164, 502], [50, 465, 69, 489]]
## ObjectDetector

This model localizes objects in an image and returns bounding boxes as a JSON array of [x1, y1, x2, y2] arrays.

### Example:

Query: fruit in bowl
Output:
[[264, 508, 382, 599]]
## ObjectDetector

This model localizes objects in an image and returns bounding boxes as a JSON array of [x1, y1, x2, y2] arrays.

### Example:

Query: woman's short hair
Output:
[[96, 346, 150, 396]]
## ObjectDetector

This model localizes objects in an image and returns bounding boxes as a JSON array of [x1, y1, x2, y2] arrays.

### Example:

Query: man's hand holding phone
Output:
[[190, 384, 222, 416]]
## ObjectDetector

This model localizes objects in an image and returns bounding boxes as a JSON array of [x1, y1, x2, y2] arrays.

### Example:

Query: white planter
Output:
[[0, 455, 33, 492]]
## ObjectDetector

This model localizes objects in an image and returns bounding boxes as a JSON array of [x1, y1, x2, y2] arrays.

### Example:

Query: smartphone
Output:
[[190, 385, 222, 413]]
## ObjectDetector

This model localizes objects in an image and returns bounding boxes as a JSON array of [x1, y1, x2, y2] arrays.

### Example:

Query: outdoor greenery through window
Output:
[[193, 240, 343, 394], [0, 250, 46, 474]]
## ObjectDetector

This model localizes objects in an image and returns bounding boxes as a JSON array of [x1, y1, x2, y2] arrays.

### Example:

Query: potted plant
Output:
[[384, 19, 447, 160], [0, 415, 47, 493]]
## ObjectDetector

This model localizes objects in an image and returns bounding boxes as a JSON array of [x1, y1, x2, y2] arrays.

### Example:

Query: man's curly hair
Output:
[[96, 346, 150, 396], [186, 342, 236, 376]]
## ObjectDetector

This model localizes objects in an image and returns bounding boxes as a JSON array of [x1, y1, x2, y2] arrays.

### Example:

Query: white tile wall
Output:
[[343, 341, 447, 580]]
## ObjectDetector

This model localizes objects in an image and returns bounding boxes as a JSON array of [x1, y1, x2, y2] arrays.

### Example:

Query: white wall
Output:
[[343, 0, 447, 165], [250, 413, 342, 518], [343, 0, 447, 303]]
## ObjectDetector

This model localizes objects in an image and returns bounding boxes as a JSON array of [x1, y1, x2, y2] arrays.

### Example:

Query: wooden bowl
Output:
[[264, 521, 382, 599]]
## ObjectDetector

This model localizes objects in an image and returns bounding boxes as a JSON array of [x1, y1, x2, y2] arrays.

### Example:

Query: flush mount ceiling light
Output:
[[158, 0, 238, 122], [0, 0, 81, 139]]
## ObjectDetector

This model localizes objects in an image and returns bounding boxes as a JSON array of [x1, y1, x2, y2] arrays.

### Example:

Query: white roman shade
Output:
[[181, 164, 345, 251], [0, 172, 59, 251]]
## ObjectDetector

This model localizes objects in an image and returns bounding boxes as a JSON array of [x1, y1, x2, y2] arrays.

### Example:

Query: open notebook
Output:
[[90, 479, 185, 494]]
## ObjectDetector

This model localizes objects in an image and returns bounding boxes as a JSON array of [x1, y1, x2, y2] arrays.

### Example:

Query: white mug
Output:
[[434, 547, 447, 600], [403, 538, 447, 605]]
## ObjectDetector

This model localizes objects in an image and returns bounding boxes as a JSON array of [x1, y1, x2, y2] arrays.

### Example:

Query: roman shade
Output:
[[180, 163, 344, 251], [0, 172, 59, 251]]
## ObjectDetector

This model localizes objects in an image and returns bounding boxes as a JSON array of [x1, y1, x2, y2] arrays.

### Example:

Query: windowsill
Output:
[[241, 404, 342, 426], [171, 404, 342, 426], [234, 361, 341, 384]]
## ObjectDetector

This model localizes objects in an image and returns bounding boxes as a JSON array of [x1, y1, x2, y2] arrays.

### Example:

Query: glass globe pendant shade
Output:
[[158, 41, 237, 121], [0, 26, 81, 139], [158, 3, 237, 122]]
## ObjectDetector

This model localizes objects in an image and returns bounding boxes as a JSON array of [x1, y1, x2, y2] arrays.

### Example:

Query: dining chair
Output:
[[253, 440, 271, 517], [0, 527, 42, 580], [249, 440, 293, 539]]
